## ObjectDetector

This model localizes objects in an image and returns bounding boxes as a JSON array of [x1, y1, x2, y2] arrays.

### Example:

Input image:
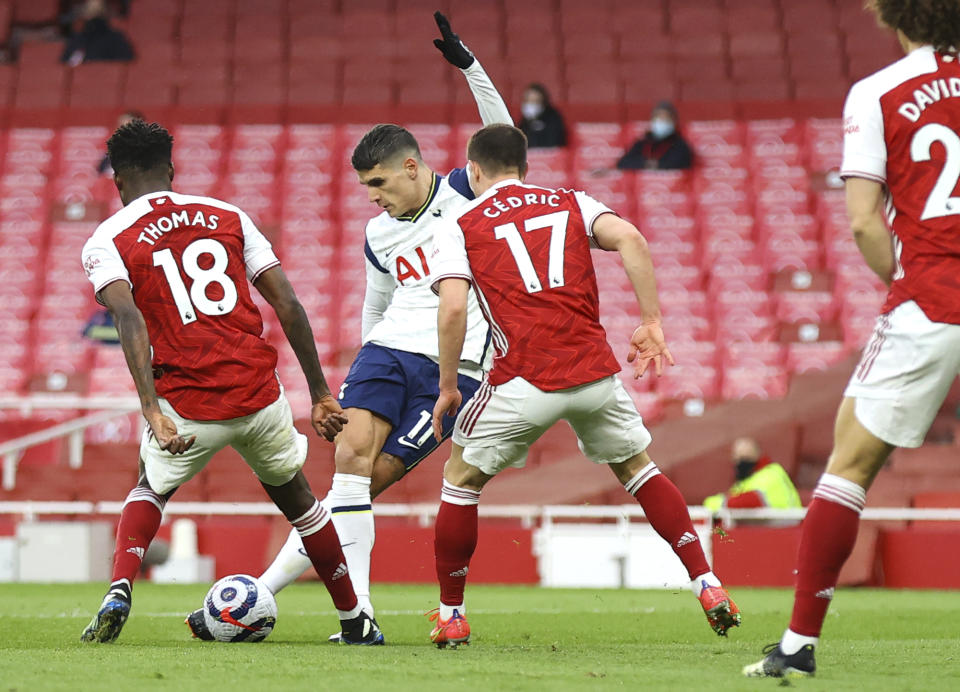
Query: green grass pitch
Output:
[[2, 583, 958, 691]]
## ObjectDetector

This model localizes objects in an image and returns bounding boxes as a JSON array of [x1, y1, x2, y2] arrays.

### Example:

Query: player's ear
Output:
[[113, 171, 123, 193], [168, 163, 175, 183], [403, 156, 418, 179], [518, 162, 529, 182]]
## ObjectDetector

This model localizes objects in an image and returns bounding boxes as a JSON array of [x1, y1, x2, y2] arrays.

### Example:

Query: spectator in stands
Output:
[[82, 309, 119, 344], [517, 83, 567, 148], [703, 437, 802, 511], [61, 0, 134, 66], [617, 101, 693, 170], [97, 110, 144, 174]]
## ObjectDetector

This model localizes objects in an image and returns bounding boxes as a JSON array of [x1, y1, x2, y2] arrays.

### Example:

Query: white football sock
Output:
[[259, 526, 312, 595], [439, 602, 465, 620], [327, 473, 375, 616], [690, 570, 721, 597], [781, 628, 818, 655]]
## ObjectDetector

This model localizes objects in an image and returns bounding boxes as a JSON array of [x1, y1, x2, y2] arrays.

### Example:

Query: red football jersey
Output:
[[432, 180, 620, 391], [82, 191, 281, 420], [842, 46, 960, 324]]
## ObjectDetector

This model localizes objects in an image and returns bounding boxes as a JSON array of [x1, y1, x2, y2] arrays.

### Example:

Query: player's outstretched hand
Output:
[[148, 414, 196, 455], [433, 11, 475, 68], [432, 387, 462, 442], [312, 395, 348, 442], [627, 320, 675, 379]]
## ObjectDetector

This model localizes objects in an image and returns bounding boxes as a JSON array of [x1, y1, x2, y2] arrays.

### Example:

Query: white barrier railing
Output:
[[0, 407, 141, 490], [0, 394, 140, 413], [1, 501, 959, 524]]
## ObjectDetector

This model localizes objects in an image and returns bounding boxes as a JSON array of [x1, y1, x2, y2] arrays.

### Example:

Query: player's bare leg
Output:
[[745, 397, 893, 677], [259, 410, 396, 641], [259, 450, 403, 590], [317, 408, 393, 619], [259, 470, 382, 644], [430, 445, 494, 648], [610, 451, 741, 636], [82, 463, 173, 643]]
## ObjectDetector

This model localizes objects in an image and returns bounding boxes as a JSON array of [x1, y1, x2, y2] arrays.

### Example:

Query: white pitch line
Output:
[[3, 606, 660, 619]]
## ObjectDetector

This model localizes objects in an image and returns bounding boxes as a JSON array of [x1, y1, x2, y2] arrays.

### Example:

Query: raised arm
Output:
[[98, 281, 195, 454], [592, 213, 674, 378], [253, 266, 347, 441], [433, 12, 511, 126], [846, 177, 894, 286]]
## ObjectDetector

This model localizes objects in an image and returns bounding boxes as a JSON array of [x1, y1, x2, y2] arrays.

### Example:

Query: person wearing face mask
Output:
[[517, 83, 568, 148], [703, 437, 801, 512], [616, 101, 693, 170]]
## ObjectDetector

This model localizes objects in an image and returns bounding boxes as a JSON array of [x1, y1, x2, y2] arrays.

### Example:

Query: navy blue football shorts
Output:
[[338, 342, 482, 472]]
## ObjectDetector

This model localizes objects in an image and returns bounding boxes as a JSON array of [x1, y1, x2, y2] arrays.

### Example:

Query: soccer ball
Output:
[[202, 574, 277, 642]]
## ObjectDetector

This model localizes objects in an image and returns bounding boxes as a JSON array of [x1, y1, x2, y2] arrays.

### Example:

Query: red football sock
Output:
[[111, 486, 165, 587], [789, 477, 865, 637], [292, 501, 358, 613], [627, 464, 710, 580], [435, 481, 481, 606]]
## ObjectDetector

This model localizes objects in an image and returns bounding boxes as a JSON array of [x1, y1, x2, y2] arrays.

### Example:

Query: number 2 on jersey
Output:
[[153, 238, 238, 325], [911, 123, 960, 220], [494, 211, 569, 293]]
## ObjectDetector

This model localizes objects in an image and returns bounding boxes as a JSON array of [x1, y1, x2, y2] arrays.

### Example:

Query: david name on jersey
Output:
[[898, 76, 960, 122]]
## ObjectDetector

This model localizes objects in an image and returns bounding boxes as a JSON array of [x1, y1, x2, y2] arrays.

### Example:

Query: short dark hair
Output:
[[525, 82, 552, 105], [106, 120, 173, 176], [351, 124, 422, 171], [869, 0, 960, 52], [466, 124, 528, 177]]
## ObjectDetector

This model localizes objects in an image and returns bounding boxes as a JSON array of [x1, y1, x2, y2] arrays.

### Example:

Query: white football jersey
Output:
[[363, 170, 492, 373]]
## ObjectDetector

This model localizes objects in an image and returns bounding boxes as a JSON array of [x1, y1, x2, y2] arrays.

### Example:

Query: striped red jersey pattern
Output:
[[432, 180, 620, 391], [82, 191, 281, 420], [842, 46, 960, 324]]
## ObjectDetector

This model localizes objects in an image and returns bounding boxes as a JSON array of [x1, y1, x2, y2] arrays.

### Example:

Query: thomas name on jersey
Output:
[[136, 209, 221, 246], [897, 75, 960, 122]]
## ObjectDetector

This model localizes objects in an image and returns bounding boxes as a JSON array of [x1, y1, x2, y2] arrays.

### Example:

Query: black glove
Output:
[[433, 11, 475, 69]]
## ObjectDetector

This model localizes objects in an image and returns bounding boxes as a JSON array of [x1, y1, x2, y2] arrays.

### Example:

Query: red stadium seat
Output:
[[724, 6, 778, 31], [655, 262, 703, 291], [731, 55, 788, 82], [68, 64, 125, 108], [619, 32, 673, 58], [786, 341, 848, 374], [775, 290, 837, 323], [729, 31, 785, 58], [721, 364, 789, 400], [674, 56, 727, 83], [755, 209, 818, 241], [639, 211, 697, 241], [657, 363, 719, 400], [763, 234, 821, 273], [671, 340, 718, 368], [707, 261, 769, 294], [723, 341, 786, 366], [703, 234, 758, 271], [695, 181, 752, 214], [0, 64, 15, 107]]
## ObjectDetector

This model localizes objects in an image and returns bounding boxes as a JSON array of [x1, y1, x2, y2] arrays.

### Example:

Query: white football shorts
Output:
[[453, 374, 653, 476], [845, 300, 960, 448], [140, 390, 308, 495]]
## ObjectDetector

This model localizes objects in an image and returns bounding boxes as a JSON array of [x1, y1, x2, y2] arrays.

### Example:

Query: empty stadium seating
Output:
[[0, 0, 913, 505]]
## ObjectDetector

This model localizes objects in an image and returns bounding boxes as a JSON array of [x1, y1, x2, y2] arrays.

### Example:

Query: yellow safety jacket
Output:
[[703, 462, 802, 511]]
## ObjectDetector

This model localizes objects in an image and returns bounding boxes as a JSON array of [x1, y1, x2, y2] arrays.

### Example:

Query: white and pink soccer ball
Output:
[[202, 574, 277, 642]]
